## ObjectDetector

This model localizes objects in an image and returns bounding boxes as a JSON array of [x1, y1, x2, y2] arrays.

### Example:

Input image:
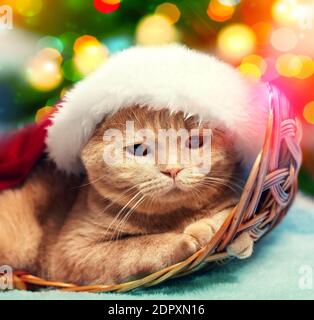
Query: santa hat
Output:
[[0, 45, 270, 190], [47, 44, 269, 174]]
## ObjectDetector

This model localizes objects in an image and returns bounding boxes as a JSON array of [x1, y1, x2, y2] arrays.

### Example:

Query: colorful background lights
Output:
[[0, 0, 314, 194]]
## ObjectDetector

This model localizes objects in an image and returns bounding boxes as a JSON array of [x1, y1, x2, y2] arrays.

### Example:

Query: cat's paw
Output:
[[226, 232, 253, 259], [183, 207, 232, 248], [183, 218, 218, 248], [175, 234, 201, 258], [127, 234, 200, 280]]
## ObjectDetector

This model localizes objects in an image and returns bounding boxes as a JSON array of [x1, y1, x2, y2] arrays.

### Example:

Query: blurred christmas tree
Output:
[[0, 0, 220, 124]]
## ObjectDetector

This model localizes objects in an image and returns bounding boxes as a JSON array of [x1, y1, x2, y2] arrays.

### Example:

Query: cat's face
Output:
[[81, 106, 240, 213]]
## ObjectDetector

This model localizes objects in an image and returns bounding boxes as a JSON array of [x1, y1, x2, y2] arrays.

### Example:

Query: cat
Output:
[[0, 106, 253, 285]]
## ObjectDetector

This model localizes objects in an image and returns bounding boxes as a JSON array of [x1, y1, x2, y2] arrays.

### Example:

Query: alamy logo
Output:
[[0, 5, 13, 31], [102, 121, 213, 174], [0, 265, 13, 290]]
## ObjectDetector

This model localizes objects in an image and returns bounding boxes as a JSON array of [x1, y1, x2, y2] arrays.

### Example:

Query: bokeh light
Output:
[[271, 27, 298, 52], [74, 35, 100, 53], [303, 101, 314, 125], [271, 0, 297, 26], [94, 0, 121, 14], [103, 35, 133, 53], [15, 0, 43, 17], [37, 48, 63, 64], [242, 54, 267, 74], [207, 0, 236, 22], [36, 36, 64, 54], [35, 106, 55, 123], [155, 3, 181, 24], [276, 54, 314, 79], [73, 35, 109, 76], [251, 21, 273, 45], [276, 54, 302, 78], [136, 14, 179, 46], [295, 56, 314, 80], [217, 24, 256, 62], [238, 62, 262, 80], [25, 49, 63, 92]]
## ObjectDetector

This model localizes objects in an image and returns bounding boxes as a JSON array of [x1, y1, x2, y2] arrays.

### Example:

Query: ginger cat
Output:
[[0, 106, 253, 285]]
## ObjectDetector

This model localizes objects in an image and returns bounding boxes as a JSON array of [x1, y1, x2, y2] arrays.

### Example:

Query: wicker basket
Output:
[[11, 83, 302, 293]]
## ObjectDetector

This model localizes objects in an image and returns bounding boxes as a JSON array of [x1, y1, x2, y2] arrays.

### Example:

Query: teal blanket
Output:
[[1, 193, 314, 300]]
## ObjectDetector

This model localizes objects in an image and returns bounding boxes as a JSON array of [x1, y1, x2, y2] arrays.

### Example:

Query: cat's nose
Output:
[[161, 167, 183, 179]]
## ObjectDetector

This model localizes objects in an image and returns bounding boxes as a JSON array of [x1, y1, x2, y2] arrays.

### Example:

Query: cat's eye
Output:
[[126, 143, 150, 156], [186, 135, 204, 149]]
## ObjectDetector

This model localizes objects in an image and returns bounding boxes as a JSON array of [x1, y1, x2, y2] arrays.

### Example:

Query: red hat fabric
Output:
[[0, 117, 52, 191]]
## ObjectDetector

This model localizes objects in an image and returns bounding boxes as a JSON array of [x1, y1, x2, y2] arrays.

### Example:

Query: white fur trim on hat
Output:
[[46, 44, 269, 174]]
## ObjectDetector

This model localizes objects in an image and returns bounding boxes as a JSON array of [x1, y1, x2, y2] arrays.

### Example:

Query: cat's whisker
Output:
[[73, 173, 110, 190], [91, 193, 143, 255], [209, 171, 247, 182], [102, 194, 140, 236], [105, 191, 143, 243], [199, 179, 241, 194], [139, 178, 161, 189], [116, 196, 145, 240], [188, 186, 203, 204], [93, 184, 140, 219], [197, 182, 226, 194], [200, 179, 236, 190], [88, 188, 140, 233], [100, 193, 144, 253], [113, 195, 146, 241], [189, 172, 246, 187], [203, 177, 244, 191], [209, 176, 246, 186], [140, 185, 165, 195], [91, 185, 142, 245]]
